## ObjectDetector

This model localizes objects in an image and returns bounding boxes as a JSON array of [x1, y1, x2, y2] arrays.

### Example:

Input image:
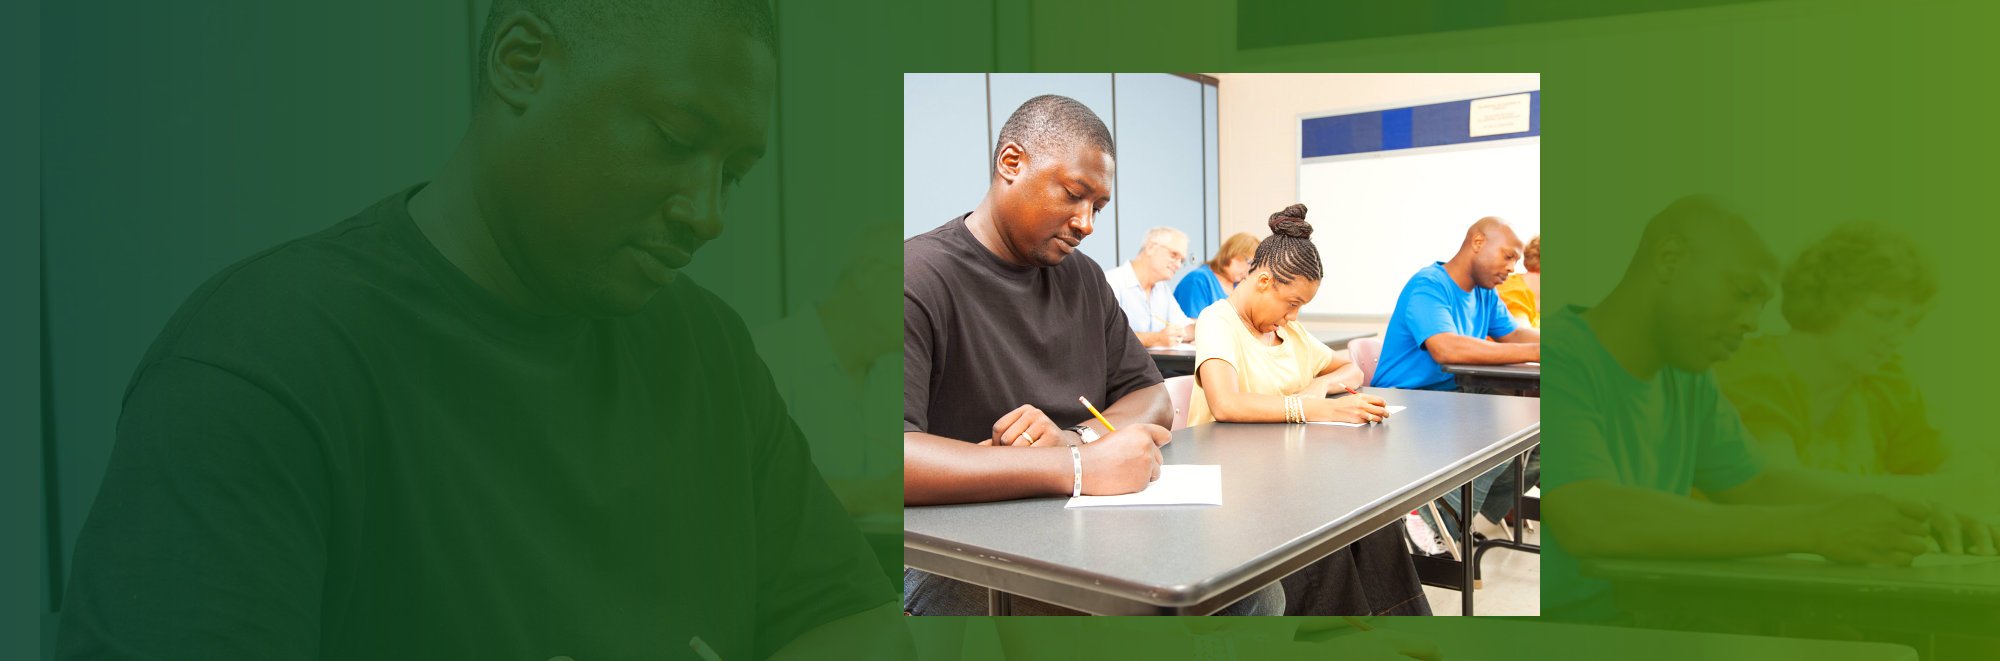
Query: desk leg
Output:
[[1513, 453, 1526, 545], [988, 589, 1012, 616], [1460, 481, 1475, 617]]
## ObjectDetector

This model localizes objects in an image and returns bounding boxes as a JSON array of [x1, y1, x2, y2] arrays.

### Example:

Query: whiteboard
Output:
[[1297, 138, 1540, 317]]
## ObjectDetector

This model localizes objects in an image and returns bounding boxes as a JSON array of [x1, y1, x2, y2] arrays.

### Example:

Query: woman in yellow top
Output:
[[1716, 222, 1987, 508], [1495, 234, 1539, 329], [1187, 206, 1389, 426], [1187, 204, 1429, 616]]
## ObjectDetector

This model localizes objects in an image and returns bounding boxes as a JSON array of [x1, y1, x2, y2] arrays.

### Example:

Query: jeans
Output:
[[1424, 447, 1540, 540], [903, 570, 1286, 616]]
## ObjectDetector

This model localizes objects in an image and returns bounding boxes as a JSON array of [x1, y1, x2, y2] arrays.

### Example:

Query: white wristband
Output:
[[1070, 445, 1083, 497]]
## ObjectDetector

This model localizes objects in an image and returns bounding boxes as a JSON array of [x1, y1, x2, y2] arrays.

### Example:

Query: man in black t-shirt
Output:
[[901, 94, 1283, 616], [58, 2, 902, 659]]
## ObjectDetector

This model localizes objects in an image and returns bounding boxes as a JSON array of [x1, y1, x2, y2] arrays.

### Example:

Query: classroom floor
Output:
[[1422, 524, 1541, 616]]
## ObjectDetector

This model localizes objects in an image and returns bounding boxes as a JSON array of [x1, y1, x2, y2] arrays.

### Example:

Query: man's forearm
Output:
[[1424, 333, 1539, 365], [1713, 467, 1865, 507], [904, 433, 1066, 505], [1549, 480, 1819, 559]]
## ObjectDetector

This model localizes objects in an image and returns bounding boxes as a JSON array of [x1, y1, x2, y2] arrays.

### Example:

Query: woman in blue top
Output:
[[1174, 232, 1260, 317]]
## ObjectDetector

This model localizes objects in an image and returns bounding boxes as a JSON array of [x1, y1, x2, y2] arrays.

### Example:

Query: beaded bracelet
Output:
[[1070, 445, 1084, 497]]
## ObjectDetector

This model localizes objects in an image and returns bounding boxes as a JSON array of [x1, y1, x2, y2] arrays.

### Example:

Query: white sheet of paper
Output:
[[1306, 405, 1407, 427], [1783, 552, 2000, 568], [1165, 342, 1196, 351], [1065, 464, 1222, 508]]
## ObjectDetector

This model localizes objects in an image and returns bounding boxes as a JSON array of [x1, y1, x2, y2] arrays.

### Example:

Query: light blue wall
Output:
[[902, 73, 1219, 276], [1204, 83, 1221, 261], [1114, 74, 1206, 281], [903, 74, 995, 238]]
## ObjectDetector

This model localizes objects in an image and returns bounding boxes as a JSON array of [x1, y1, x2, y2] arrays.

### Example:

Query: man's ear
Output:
[[994, 143, 1028, 184], [1653, 234, 1686, 285], [484, 11, 557, 111]]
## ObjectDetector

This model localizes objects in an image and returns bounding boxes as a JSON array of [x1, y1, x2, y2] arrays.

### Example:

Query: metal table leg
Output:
[[1461, 481, 1475, 616]]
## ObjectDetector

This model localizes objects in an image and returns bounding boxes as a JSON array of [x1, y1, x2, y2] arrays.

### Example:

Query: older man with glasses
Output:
[[1106, 226, 1197, 348]]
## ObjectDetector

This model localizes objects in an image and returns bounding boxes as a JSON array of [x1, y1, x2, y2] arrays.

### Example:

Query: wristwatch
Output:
[[1066, 424, 1100, 444]]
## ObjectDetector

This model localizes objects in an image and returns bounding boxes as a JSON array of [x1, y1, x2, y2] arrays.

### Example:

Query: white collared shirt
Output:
[[1106, 262, 1192, 333]]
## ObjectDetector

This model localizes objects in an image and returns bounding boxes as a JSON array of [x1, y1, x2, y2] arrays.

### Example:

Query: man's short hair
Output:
[[477, 0, 775, 91], [993, 94, 1115, 175]]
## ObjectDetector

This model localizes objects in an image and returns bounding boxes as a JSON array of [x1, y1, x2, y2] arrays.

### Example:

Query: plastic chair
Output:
[[1349, 336, 1384, 387], [1164, 374, 1197, 431]]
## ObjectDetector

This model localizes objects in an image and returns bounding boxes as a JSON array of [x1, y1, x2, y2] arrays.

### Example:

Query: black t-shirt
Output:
[[58, 186, 888, 660], [903, 213, 1161, 443]]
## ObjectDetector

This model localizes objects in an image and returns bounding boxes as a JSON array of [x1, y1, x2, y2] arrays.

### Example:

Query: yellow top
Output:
[[1186, 302, 1334, 426], [1714, 335, 1946, 476], [1495, 273, 1539, 329]]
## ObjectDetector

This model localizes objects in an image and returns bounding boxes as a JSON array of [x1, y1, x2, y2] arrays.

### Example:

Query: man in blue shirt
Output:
[[1377, 217, 1542, 544], [1374, 217, 1541, 392]]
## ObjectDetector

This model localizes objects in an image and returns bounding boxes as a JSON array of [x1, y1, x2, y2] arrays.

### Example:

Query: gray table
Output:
[[904, 388, 1540, 615], [1146, 345, 1200, 374], [1585, 554, 2000, 643], [1148, 328, 1376, 375], [1442, 361, 1540, 395]]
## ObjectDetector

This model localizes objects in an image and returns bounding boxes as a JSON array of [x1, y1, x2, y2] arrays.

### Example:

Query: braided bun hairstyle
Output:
[[1249, 203, 1323, 284]]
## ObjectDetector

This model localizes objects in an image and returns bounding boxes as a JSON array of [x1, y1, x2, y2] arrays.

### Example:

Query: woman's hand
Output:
[[1316, 393, 1391, 424]]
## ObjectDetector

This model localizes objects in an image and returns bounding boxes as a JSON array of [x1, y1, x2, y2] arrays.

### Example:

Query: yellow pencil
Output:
[[1078, 396, 1117, 432], [1342, 616, 1374, 632]]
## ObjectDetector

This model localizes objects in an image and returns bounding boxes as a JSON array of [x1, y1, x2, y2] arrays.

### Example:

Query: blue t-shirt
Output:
[[1539, 306, 1763, 620], [1373, 262, 1518, 390], [1172, 264, 1227, 319]]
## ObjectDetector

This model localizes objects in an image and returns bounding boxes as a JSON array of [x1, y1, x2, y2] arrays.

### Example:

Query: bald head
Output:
[[1612, 194, 1779, 372], [1629, 194, 1776, 277], [1453, 216, 1525, 289], [1462, 216, 1522, 252]]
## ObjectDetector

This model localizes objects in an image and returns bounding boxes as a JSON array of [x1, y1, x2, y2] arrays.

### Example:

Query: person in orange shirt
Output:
[[1496, 234, 1540, 329], [1716, 222, 1990, 505]]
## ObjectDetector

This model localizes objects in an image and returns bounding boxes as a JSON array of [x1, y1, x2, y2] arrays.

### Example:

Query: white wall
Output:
[[1215, 73, 1540, 236], [1298, 139, 1541, 316], [1214, 73, 1541, 318]]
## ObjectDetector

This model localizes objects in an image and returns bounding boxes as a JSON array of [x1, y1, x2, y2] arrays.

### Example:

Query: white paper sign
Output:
[[1469, 94, 1532, 137]]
